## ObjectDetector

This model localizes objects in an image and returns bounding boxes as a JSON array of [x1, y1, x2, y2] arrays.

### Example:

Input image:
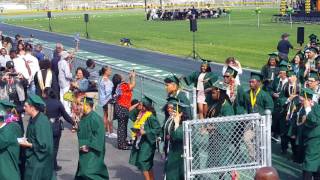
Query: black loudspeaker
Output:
[[84, 14, 89, 23], [190, 18, 197, 32], [47, 11, 51, 18], [297, 27, 304, 45]]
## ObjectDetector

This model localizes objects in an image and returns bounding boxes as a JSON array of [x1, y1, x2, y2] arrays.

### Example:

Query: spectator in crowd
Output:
[[33, 44, 45, 61], [277, 33, 293, 59], [19, 94, 54, 180], [0, 48, 11, 68], [85, 59, 99, 92], [98, 66, 114, 137], [24, 44, 40, 94], [17, 41, 26, 57], [0, 100, 23, 180], [74, 97, 109, 180], [43, 87, 74, 171], [129, 96, 161, 180], [183, 61, 218, 119], [112, 70, 136, 149], [58, 51, 73, 115], [70, 67, 89, 93], [2, 37, 12, 53], [51, 43, 64, 79], [12, 34, 21, 51], [34, 59, 59, 97]]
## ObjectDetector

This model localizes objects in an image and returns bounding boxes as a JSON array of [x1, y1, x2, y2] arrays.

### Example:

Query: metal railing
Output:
[[183, 110, 272, 179], [37, 41, 197, 124]]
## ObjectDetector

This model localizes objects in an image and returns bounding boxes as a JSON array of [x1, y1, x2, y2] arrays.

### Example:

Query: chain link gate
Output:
[[183, 111, 272, 180]]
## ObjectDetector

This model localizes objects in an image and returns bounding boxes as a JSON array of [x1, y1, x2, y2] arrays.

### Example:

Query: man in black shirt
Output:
[[277, 33, 293, 60]]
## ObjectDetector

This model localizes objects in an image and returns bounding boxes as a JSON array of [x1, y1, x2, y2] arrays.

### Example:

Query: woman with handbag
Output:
[[43, 87, 75, 171], [112, 70, 136, 150]]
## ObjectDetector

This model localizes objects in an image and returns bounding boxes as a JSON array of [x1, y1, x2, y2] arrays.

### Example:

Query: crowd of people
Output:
[[0, 28, 319, 180], [146, 7, 224, 21]]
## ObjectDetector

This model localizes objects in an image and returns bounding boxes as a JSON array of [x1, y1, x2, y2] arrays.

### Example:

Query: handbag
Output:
[[63, 91, 74, 102]]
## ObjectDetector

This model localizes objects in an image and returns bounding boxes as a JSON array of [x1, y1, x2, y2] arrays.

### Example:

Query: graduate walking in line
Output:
[[75, 97, 109, 180]]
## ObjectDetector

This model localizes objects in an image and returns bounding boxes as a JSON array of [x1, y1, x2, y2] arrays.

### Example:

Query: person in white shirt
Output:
[[222, 57, 243, 85], [12, 50, 31, 83], [0, 48, 11, 68], [58, 51, 74, 115], [24, 44, 40, 94]]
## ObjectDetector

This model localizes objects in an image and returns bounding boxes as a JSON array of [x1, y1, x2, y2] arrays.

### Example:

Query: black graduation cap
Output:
[[250, 72, 263, 81], [81, 97, 94, 105], [224, 65, 238, 78], [164, 73, 180, 85], [141, 95, 155, 107]]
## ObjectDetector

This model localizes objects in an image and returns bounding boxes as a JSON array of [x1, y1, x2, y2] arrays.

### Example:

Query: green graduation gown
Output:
[[0, 122, 23, 180], [129, 114, 161, 171], [24, 112, 54, 180], [231, 85, 246, 115], [75, 111, 109, 180], [183, 71, 219, 91], [303, 104, 320, 172], [243, 88, 274, 115], [164, 124, 184, 180]]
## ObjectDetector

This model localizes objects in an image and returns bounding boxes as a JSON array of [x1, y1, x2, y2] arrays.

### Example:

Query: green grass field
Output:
[[3, 8, 319, 69]]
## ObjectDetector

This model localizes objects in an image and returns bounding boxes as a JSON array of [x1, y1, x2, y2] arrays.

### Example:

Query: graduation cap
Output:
[[268, 52, 279, 58], [0, 100, 16, 109], [224, 65, 238, 78], [300, 87, 315, 99], [309, 34, 318, 41], [307, 70, 319, 81], [307, 47, 319, 54], [81, 96, 95, 105], [279, 61, 289, 72], [211, 80, 228, 91], [250, 72, 263, 81], [287, 70, 295, 77], [141, 95, 155, 107], [166, 97, 189, 112], [164, 74, 180, 85], [26, 94, 45, 107]]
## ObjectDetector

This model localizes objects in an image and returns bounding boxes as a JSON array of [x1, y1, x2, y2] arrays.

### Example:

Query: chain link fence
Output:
[[183, 111, 272, 179]]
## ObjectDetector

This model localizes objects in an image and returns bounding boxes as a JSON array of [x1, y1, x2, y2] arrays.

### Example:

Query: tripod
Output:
[[187, 16, 202, 60]]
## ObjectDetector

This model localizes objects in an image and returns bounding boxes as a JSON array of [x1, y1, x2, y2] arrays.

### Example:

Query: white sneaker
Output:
[[105, 132, 110, 137], [108, 133, 117, 138]]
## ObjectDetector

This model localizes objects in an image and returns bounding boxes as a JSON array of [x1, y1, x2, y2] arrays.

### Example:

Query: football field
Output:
[[3, 8, 319, 69]]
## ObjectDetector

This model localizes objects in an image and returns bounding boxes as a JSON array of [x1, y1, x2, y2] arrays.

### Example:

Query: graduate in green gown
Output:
[[163, 97, 190, 180], [164, 75, 192, 119], [243, 72, 274, 115], [0, 100, 23, 180], [270, 62, 288, 142], [129, 96, 161, 180], [300, 88, 320, 180], [243, 72, 274, 158], [20, 94, 55, 180], [75, 97, 109, 180], [222, 65, 246, 115], [183, 61, 218, 119]]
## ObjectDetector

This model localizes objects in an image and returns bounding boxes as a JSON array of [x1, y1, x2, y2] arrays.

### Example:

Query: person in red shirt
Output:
[[112, 70, 136, 150]]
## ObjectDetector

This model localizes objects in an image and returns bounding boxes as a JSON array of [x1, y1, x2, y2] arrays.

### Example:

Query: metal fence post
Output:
[[192, 87, 197, 120], [183, 121, 191, 180], [140, 76, 144, 99], [264, 110, 272, 166]]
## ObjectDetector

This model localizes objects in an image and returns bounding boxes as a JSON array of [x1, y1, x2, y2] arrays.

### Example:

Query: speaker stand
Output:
[[187, 31, 202, 60], [85, 22, 89, 39], [48, 18, 52, 32]]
